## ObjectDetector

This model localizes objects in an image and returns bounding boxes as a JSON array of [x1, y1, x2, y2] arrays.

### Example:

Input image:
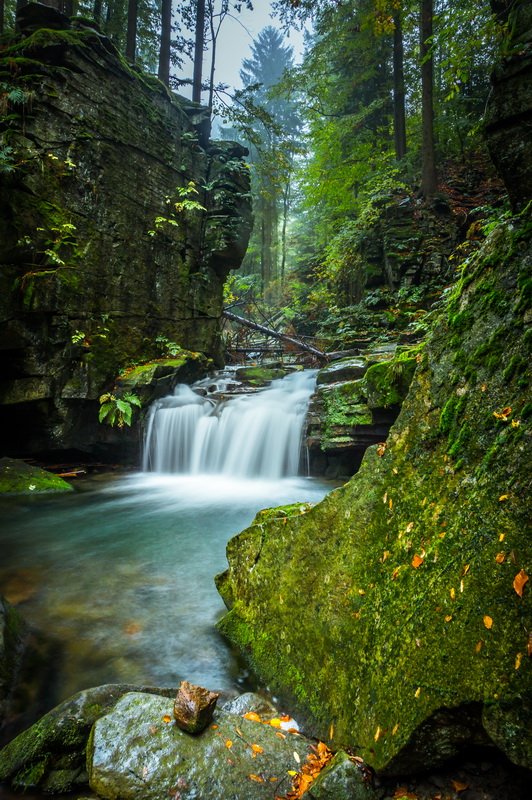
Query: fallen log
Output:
[[223, 309, 329, 361]]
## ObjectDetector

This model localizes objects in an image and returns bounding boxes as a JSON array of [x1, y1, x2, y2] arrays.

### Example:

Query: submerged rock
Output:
[[0, 458, 73, 495], [88, 691, 315, 800]]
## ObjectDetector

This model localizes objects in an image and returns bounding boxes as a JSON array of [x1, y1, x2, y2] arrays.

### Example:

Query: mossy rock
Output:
[[235, 366, 287, 386], [362, 347, 421, 409], [0, 458, 73, 495], [217, 215, 532, 774]]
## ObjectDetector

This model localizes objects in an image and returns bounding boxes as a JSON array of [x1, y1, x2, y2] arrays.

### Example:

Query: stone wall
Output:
[[0, 4, 251, 459]]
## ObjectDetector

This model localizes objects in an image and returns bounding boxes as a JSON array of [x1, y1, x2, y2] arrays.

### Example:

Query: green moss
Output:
[[0, 458, 73, 495], [234, 366, 287, 386]]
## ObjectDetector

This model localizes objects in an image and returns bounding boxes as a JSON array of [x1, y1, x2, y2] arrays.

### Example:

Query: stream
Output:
[[0, 370, 332, 704]]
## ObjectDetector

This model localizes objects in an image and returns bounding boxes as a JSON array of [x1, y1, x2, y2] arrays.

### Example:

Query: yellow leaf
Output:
[[287, 770, 298, 776], [276, 731, 286, 739], [451, 779, 469, 792], [515, 652, 523, 670], [162, 714, 172, 724], [513, 569, 529, 598], [495, 552, 506, 564], [243, 711, 261, 722], [511, 419, 520, 428], [493, 406, 512, 421], [411, 554, 424, 568], [483, 615, 493, 629], [450, 587, 456, 600], [225, 739, 233, 749], [374, 726, 381, 742], [499, 533, 505, 542], [329, 722, 334, 740], [377, 442, 387, 457], [248, 774, 264, 783], [383, 492, 388, 504], [462, 563, 470, 576], [251, 744, 264, 755], [389, 497, 393, 509], [405, 522, 414, 533], [475, 640, 483, 653], [414, 687, 421, 698], [445, 615, 453, 622], [269, 718, 281, 728], [499, 494, 509, 502], [392, 723, 399, 735]]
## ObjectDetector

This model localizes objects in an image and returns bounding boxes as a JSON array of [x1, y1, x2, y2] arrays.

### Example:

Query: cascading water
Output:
[[142, 369, 316, 479]]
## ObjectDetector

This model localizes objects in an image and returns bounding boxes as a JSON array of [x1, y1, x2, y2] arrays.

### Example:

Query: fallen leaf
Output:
[[225, 739, 233, 749], [251, 744, 264, 755], [499, 494, 510, 502], [392, 566, 401, 580], [383, 492, 388, 504], [162, 714, 172, 724], [462, 563, 470, 576], [511, 419, 520, 428], [393, 788, 417, 799], [445, 615, 453, 622], [495, 552, 506, 563], [499, 533, 506, 542], [481, 383, 487, 392], [406, 522, 414, 533], [515, 652, 523, 670], [123, 621, 142, 635], [287, 770, 298, 776], [493, 406, 512, 421], [269, 717, 281, 728], [211, 724, 218, 730], [389, 497, 393, 509], [451, 779, 469, 792], [513, 570, 529, 598], [293, 751, 301, 764], [248, 774, 264, 783], [475, 640, 483, 653], [483, 615, 493, 630], [276, 731, 286, 739], [392, 723, 399, 735], [411, 554, 424, 568], [374, 726, 381, 742], [243, 711, 261, 722], [414, 687, 421, 698], [328, 722, 334, 740], [377, 442, 387, 457], [450, 587, 456, 600]]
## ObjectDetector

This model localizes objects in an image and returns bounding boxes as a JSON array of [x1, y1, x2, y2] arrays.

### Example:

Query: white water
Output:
[[143, 369, 317, 478]]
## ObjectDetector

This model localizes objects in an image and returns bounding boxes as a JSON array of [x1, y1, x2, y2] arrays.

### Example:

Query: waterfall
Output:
[[143, 370, 316, 479]]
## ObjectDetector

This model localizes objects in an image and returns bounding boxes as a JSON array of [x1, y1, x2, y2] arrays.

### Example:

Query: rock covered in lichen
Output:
[[217, 213, 532, 774]]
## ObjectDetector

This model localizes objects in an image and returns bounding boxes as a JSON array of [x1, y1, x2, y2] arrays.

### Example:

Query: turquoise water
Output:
[[0, 473, 331, 701]]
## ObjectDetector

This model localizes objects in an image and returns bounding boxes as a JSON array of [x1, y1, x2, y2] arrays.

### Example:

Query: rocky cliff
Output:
[[0, 4, 251, 460], [216, 0, 531, 776]]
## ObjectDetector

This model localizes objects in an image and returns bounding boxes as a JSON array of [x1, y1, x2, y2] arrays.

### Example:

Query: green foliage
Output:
[[154, 335, 182, 357], [148, 181, 205, 236], [98, 392, 142, 429]]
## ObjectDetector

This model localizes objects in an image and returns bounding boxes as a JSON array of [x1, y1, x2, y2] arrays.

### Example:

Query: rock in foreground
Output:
[[0, 458, 73, 495]]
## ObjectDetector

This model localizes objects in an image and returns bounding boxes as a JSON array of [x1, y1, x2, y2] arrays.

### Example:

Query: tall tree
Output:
[[392, 7, 407, 160], [158, 0, 172, 85], [420, 0, 437, 197], [126, 0, 138, 62], [192, 0, 206, 102]]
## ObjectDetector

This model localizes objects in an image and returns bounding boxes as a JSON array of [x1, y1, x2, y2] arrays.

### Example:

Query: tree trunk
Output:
[[193, 0, 206, 103], [223, 310, 328, 360], [158, 0, 172, 86], [125, 0, 137, 63], [0, 0, 4, 35], [420, 0, 437, 198], [393, 10, 407, 160], [93, 0, 102, 22]]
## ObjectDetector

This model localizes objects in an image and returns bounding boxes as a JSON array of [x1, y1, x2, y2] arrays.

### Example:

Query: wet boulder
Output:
[[88, 691, 317, 800], [0, 458, 73, 495]]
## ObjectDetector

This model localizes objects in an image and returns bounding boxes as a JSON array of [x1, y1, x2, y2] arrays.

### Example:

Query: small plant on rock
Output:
[[98, 392, 142, 428]]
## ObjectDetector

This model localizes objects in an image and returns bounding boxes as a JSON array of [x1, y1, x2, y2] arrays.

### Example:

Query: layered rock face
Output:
[[0, 4, 251, 459]]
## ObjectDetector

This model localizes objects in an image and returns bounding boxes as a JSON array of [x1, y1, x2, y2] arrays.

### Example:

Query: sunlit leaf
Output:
[[243, 711, 261, 722], [411, 554, 424, 568], [513, 570, 528, 597]]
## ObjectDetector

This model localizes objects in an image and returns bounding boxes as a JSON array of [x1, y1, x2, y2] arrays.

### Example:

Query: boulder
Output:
[[217, 216, 532, 774], [0, 458, 73, 495], [88, 691, 317, 800], [304, 750, 378, 800]]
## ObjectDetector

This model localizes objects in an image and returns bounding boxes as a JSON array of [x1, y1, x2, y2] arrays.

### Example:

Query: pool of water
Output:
[[0, 472, 332, 702]]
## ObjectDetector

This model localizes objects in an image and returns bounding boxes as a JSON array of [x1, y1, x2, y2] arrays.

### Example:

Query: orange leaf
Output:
[[211, 724, 218, 729], [495, 552, 506, 564], [225, 739, 233, 749], [162, 714, 172, 724], [411, 554, 424, 568], [377, 442, 387, 457], [475, 640, 483, 653], [515, 652, 523, 670], [243, 711, 261, 722], [248, 774, 264, 783], [513, 569, 529, 598], [445, 615, 453, 622], [493, 406, 512, 421], [251, 744, 264, 755], [483, 615, 493, 629], [276, 731, 286, 739], [451, 779, 469, 792]]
